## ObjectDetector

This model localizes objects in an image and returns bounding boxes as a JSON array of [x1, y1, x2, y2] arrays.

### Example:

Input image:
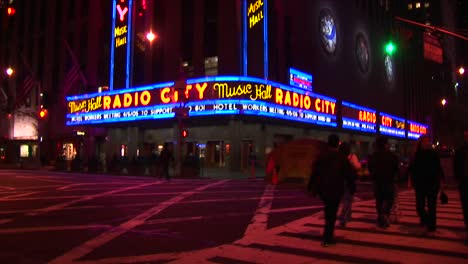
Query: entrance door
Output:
[[241, 140, 254, 171], [206, 141, 225, 168]]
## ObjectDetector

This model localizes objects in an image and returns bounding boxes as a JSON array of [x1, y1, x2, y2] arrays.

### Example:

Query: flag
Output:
[[62, 40, 88, 96], [14, 53, 40, 109], [14, 73, 38, 109]]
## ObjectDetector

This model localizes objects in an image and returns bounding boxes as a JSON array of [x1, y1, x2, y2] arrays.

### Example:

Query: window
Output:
[[424, 2, 430, 8], [20, 145, 29, 158], [204, 56, 218, 76], [415, 2, 421, 8], [408, 4, 413, 10]]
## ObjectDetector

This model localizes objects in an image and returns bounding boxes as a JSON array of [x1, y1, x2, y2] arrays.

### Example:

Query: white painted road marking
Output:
[[0, 224, 111, 234], [27, 181, 164, 216], [242, 184, 276, 242], [0, 191, 41, 201], [48, 180, 229, 264]]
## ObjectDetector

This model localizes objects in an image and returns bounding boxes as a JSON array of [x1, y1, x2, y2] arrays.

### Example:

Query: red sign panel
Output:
[[423, 33, 443, 64]]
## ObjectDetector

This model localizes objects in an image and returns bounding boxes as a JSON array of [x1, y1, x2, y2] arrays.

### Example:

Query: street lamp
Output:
[[459, 67, 465, 75], [5, 67, 14, 76], [146, 31, 156, 42], [441, 98, 447, 106]]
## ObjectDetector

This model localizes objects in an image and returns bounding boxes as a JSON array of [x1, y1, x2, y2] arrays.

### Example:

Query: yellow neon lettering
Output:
[[284, 91, 292, 106], [112, 94, 122, 109], [304, 96, 311, 109], [195, 83, 208, 99], [315, 99, 321, 112], [161, 88, 171, 103], [103, 96, 111, 110], [330, 102, 336, 115], [275, 88, 283, 104], [141, 91, 151, 105], [123, 93, 132, 107]]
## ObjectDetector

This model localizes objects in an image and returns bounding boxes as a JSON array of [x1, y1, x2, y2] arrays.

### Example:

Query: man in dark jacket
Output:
[[409, 135, 443, 233], [369, 136, 399, 229], [309, 134, 355, 247], [454, 131, 468, 244]]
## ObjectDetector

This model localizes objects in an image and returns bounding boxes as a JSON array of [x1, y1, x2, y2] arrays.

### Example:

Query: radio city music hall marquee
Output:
[[66, 76, 427, 139], [66, 77, 337, 127]]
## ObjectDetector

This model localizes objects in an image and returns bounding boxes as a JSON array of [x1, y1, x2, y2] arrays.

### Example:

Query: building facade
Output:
[[0, 0, 429, 174]]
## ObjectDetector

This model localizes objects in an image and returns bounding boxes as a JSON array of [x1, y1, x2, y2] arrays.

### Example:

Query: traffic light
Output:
[[7, 7, 15, 16], [39, 108, 48, 119], [385, 41, 396, 56], [181, 129, 188, 138]]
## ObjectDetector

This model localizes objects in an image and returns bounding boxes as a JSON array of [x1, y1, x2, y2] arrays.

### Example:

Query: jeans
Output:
[[339, 189, 353, 224], [374, 184, 395, 226], [322, 197, 341, 242], [459, 184, 468, 231], [415, 187, 438, 231]]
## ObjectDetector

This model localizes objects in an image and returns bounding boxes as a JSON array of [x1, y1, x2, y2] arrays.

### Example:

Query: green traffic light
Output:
[[385, 41, 396, 55]]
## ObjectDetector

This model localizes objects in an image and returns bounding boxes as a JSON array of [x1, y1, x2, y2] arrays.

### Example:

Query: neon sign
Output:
[[248, 0, 264, 29], [289, 68, 313, 91], [379, 112, 405, 138], [243, 0, 268, 79], [110, 0, 133, 90], [407, 121, 428, 139], [66, 76, 337, 127], [341, 101, 376, 133]]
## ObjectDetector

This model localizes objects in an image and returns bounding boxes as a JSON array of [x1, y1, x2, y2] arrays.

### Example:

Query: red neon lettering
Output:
[[117, 4, 128, 22], [382, 116, 392, 127], [185, 85, 192, 99]]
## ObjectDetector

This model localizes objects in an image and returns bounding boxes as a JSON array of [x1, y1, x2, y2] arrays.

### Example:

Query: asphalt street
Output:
[[1, 170, 464, 264]]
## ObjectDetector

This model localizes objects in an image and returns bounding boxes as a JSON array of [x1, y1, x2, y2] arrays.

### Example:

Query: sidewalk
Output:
[[172, 188, 467, 263]]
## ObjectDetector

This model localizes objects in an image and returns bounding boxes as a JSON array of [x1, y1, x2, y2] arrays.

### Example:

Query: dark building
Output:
[[1, 0, 431, 175], [393, 0, 468, 147]]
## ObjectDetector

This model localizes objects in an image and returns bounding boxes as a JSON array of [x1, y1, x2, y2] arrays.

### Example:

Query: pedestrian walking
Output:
[[368, 136, 399, 229], [308, 134, 355, 247], [409, 135, 444, 234], [160, 143, 175, 180], [338, 142, 360, 227], [454, 131, 468, 245]]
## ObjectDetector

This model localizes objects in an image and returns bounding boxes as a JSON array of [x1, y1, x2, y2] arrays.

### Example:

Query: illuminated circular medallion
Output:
[[384, 55, 394, 83], [355, 33, 369, 74], [319, 9, 338, 55]]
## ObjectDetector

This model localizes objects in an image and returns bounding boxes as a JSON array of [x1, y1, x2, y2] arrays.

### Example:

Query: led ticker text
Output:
[[379, 113, 405, 138], [341, 102, 377, 133], [407, 122, 428, 139]]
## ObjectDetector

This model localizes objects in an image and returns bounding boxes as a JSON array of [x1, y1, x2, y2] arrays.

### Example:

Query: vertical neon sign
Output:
[[243, 0, 268, 79], [110, 0, 133, 90]]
